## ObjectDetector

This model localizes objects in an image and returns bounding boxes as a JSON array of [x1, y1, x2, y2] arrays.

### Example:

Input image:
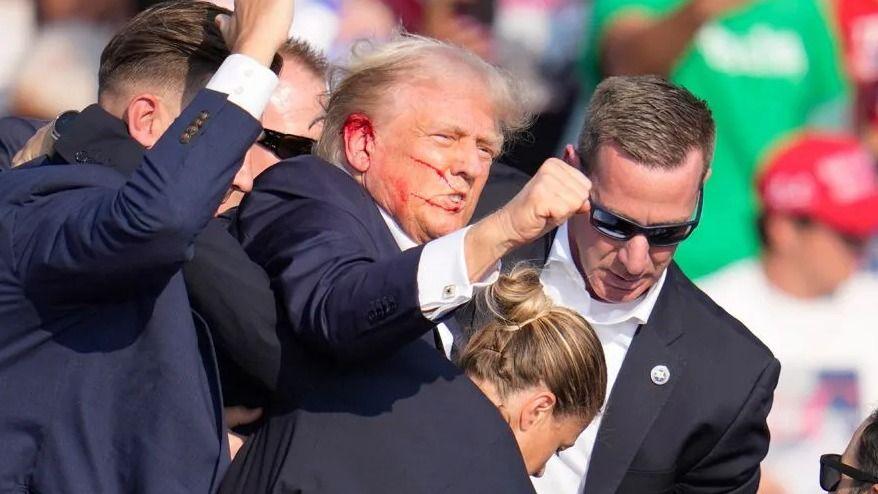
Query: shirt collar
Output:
[[543, 221, 666, 326], [378, 207, 418, 251]]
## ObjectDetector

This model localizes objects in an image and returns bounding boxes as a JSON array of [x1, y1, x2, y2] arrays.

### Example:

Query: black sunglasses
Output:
[[256, 128, 315, 160], [589, 188, 703, 247], [820, 453, 878, 491]]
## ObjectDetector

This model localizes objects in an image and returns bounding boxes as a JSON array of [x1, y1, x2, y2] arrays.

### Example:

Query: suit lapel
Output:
[[583, 265, 686, 494]]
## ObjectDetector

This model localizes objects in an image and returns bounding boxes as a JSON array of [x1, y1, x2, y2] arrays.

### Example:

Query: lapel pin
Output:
[[650, 365, 670, 386]]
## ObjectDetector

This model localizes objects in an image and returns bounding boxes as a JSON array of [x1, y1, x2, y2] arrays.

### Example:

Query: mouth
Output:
[[603, 271, 642, 291], [414, 192, 466, 213]]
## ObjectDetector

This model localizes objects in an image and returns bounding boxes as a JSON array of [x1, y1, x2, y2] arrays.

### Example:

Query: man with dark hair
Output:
[[529, 75, 780, 493], [0, 0, 294, 491], [821, 409, 878, 493]]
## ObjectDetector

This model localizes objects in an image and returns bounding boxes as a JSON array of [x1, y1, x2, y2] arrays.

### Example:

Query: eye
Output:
[[478, 145, 496, 159], [432, 134, 454, 144]]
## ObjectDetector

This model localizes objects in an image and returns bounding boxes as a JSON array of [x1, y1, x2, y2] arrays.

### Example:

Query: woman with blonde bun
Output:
[[459, 267, 607, 477]]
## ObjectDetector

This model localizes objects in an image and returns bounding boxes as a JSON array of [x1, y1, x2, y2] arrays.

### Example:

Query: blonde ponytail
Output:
[[460, 266, 607, 419]]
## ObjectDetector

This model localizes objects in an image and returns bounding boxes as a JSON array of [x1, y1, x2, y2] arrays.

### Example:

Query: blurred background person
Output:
[[820, 408, 878, 493], [584, 0, 850, 279], [699, 131, 878, 494], [460, 266, 607, 477]]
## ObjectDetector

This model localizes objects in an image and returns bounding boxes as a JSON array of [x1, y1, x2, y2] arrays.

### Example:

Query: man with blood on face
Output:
[[220, 36, 594, 493]]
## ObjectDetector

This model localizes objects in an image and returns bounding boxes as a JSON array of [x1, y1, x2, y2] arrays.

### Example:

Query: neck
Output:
[[761, 250, 828, 299]]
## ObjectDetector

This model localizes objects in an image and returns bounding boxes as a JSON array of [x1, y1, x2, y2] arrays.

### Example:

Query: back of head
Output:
[[855, 409, 878, 493], [314, 34, 530, 166], [460, 267, 607, 420], [579, 75, 715, 178], [98, 1, 231, 104]]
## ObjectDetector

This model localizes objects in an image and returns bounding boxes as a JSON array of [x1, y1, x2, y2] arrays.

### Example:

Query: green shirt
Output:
[[585, 0, 849, 279]]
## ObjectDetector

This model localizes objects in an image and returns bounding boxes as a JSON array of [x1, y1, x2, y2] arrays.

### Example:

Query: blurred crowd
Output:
[[3, 0, 878, 492]]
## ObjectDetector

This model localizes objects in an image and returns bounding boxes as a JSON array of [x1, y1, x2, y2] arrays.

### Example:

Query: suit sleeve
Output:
[[239, 191, 436, 365], [184, 219, 280, 392], [12, 90, 261, 303], [678, 357, 781, 494]]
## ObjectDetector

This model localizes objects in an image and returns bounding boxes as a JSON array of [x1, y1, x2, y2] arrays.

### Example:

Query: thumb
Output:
[[562, 144, 582, 171], [215, 14, 235, 49]]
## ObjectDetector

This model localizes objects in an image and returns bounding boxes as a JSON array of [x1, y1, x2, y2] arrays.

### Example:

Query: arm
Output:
[[678, 357, 780, 493], [0, 117, 45, 170], [242, 157, 591, 364], [184, 219, 280, 391], [13, 90, 263, 302], [11, 0, 295, 302], [241, 195, 434, 364], [599, 0, 753, 76]]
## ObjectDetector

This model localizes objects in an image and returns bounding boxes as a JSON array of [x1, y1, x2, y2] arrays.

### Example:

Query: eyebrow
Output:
[[434, 123, 502, 152]]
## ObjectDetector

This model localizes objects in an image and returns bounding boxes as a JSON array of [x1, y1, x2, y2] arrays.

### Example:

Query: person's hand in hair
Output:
[[215, 0, 295, 67], [11, 123, 53, 168]]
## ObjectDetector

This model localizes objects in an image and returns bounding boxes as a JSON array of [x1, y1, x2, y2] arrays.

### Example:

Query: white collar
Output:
[[378, 207, 418, 251], [542, 221, 666, 326]]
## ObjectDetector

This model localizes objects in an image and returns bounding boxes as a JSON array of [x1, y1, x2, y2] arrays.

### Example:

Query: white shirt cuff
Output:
[[418, 225, 500, 320], [205, 54, 279, 119]]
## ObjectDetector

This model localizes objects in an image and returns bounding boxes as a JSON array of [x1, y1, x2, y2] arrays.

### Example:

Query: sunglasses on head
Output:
[[256, 128, 316, 160], [589, 188, 703, 247], [820, 453, 878, 491]]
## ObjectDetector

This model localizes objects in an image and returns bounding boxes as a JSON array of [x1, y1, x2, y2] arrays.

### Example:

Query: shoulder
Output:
[[664, 263, 776, 366], [238, 156, 381, 245]]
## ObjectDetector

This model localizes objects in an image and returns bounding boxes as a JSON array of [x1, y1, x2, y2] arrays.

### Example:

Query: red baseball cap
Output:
[[757, 131, 878, 239]]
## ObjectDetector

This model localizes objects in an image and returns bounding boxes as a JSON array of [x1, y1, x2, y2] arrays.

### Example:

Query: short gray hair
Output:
[[315, 34, 530, 166]]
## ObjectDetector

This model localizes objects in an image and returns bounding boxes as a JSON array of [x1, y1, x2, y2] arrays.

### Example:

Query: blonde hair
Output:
[[460, 267, 607, 419], [314, 34, 531, 166]]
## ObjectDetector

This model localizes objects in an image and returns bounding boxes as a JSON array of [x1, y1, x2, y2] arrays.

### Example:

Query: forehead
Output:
[[376, 70, 502, 140], [591, 143, 703, 224]]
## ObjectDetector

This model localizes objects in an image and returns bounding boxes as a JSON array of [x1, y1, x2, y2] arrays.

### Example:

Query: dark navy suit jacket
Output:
[[0, 90, 260, 493], [220, 156, 535, 493]]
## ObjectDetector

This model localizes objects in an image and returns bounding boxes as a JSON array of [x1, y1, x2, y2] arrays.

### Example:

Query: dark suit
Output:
[[464, 231, 780, 494], [220, 156, 535, 493], [0, 90, 260, 492]]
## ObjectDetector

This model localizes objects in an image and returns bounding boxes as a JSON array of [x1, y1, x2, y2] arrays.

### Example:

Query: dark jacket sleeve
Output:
[[679, 357, 781, 493], [239, 187, 435, 365], [11, 90, 261, 303], [0, 117, 45, 170], [184, 218, 280, 393]]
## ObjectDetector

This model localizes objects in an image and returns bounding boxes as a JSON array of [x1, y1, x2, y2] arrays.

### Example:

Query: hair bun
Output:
[[485, 266, 553, 330]]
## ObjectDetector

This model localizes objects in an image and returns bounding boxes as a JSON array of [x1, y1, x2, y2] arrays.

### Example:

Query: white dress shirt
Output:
[[532, 221, 666, 494], [378, 208, 499, 358], [205, 53, 279, 119]]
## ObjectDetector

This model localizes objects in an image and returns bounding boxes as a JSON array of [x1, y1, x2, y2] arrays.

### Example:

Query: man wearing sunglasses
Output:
[[532, 75, 780, 494], [821, 408, 878, 493]]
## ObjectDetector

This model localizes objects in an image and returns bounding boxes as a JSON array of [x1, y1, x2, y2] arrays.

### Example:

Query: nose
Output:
[[232, 159, 255, 194], [617, 235, 650, 277], [448, 141, 489, 182]]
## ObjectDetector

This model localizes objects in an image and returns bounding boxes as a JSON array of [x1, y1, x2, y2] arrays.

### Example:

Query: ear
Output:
[[703, 166, 713, 183], [765, 213, 798, 253], [518, 391, 557, 433], [871, 483, 878, 494], [122, 93, 163, 148], [562, 144, 582, 170], [343, 113, 376, 173]]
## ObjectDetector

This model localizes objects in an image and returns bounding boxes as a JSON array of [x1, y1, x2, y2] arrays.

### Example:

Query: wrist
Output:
[[233, 38, 277, 68]]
